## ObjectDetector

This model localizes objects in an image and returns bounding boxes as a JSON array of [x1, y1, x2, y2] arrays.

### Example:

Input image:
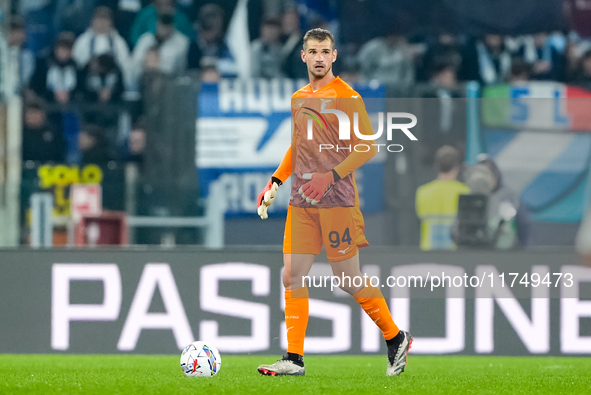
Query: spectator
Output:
[[461, 154, 530, 248], [189, 3, 237, 76], [123, 118, 147, 166], [186, 20, 203, 70], [429, 60, 459, 92], [564, 32, 591, 80], [28, 32, 78, 104], [517, 32, 566, 81], [79, 124, 114, 166], [415, 145, 470, 250], [474, 35, 512, 85], [357, 26, 415, 95], [96, 0, 143, 47], [78, 54, 125, 103], [251, 18, 285, 79], [130, 0, 193, 46], [570, 50, 591, 90], [132, 12, 190, 81], [419, 32, 463, 82], [22, 99, 67, 163], [416, 60, 466, 167], [7, 17, 36, 93], [72, 7, 131, 80], [565, 40, 581, 83], [281, 9, 308, 79], [509, 59, 531, 84]]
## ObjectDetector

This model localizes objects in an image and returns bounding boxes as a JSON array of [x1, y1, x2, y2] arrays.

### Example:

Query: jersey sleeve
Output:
[[272, 145, 292, 183], [333, 96, 377, 178]]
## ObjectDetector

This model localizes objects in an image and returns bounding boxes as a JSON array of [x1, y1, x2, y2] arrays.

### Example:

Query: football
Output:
[[180, 341, 222, 377]]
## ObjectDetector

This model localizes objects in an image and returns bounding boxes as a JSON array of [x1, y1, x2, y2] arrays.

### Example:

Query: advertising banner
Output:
[[1, 249, 590, 356]]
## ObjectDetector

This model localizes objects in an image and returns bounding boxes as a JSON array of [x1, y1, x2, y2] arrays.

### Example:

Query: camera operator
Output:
[[455, 154, 530, 249]]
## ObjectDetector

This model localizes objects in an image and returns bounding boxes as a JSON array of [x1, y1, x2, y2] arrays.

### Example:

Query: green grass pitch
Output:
[[1, 354, 590, 394]]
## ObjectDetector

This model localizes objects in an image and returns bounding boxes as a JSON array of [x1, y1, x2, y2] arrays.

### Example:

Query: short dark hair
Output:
[[9, 16, 25, 31], [431, 58, 457, 76], [510, 58, 530, 78], [303, 28, 334, 49], [55, 31, 75, 49], [435, 145, 461, 173], [133, 116, 147, 131], [25, 99, 46, 113]]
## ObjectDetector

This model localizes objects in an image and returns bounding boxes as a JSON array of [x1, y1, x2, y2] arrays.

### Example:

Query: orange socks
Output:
[[285, 287, 309, 356], [284, 285, 399, 355], [354, 286, 399, 341]]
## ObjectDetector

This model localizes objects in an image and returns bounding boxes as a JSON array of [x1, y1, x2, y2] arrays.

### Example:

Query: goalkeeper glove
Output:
[[257, 177, 282, 219], [298, 170, 341, 205]]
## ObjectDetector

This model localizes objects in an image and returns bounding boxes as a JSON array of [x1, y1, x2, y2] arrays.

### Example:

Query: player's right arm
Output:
[[258, 92, 300, 217], [257, 145, 292, 219], [272, 146, 292, 183]]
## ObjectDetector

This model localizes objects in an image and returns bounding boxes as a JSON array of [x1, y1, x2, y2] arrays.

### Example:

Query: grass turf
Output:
[[1, 355, 590, 394]]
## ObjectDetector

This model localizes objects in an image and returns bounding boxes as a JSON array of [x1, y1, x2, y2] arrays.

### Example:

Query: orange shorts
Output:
[[283, 205, 369, 262]]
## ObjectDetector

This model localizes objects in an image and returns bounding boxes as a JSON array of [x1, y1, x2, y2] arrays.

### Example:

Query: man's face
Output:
[[9, 28, 26, 47], [157, 22, 174, 39], [301, 39, 336, 79], [485, 34, 502, 49], [25, 108, 45, 128], [54, 45, 72, 62], [200, 17, 223, 43], [129, 129, 146, 154], [78, 131, 96, 151], [261, 24, 281, 44], [92, 16, 112, 35], [436, 68, 457, 88]]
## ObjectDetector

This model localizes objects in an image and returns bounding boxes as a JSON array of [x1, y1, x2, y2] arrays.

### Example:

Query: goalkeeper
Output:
[[256, 28, 412, 377]]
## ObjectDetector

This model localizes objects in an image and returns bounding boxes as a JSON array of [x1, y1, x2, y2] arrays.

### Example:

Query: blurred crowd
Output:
[[6, 0, 591, 172]]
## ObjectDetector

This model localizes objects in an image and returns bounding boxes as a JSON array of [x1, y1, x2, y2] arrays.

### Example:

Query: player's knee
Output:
[[330, 271, 364, 295], [282, 270, 293, 289]]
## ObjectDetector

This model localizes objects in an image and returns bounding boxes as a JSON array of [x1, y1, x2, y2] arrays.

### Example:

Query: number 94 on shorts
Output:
[[283, 205, 370, 262]]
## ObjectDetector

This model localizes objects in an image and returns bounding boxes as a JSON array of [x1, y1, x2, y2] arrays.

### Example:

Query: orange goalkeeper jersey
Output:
[[288, 77, 376, 208]]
